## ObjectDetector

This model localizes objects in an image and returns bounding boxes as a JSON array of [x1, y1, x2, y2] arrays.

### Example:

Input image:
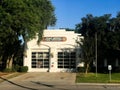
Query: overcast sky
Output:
[[49, 0, 120, 29]]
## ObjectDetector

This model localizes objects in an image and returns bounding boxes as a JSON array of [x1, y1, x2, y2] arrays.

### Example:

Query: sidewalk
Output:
[[76, 83, 120, 86]]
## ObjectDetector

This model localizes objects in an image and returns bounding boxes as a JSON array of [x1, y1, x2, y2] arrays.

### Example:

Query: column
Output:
[[49, 47, 57, 72]]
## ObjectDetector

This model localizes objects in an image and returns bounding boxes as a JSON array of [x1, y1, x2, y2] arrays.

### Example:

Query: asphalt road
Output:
[[0, 72, 120, 90], [0, 81, 120, 90]]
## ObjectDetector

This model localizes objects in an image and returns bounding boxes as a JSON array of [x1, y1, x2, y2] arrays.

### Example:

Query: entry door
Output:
[[31, 51, 50, 69]]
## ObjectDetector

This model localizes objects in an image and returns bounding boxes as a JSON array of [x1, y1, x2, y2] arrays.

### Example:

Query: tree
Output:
[[75, 14, 117, 73], [0, 0, 56, 70], [77, 37, 95, 74], [76, 12, 120, 73]]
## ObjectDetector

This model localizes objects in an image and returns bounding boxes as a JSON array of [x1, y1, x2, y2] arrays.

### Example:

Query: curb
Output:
[[76, 83, 120, 86]]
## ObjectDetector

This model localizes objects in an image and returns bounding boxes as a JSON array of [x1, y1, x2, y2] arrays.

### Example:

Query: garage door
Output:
[[31, 51, 49, 69], [57, 49, 76, 69]]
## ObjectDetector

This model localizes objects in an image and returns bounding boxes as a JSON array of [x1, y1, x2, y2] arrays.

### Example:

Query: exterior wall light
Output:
[[50, 53, 54, 58]]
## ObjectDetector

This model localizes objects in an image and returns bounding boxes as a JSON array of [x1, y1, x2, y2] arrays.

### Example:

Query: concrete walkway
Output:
[[7, 72, 76, 85], [0, 72, 76, 90]]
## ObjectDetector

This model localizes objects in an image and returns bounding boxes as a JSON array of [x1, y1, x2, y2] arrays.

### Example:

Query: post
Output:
[[108, 65, 112, 82], [109, 70, 111, 81], [95, 32, 97, 77]]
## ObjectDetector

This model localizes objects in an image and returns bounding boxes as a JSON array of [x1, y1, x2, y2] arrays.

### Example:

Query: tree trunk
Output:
[[6, 58, 9, 69], [85, 63, 89, 74], [6, 55, 14, 69]]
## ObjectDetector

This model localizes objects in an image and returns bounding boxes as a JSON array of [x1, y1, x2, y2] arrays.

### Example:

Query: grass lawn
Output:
[[76, 73, 120, 83]]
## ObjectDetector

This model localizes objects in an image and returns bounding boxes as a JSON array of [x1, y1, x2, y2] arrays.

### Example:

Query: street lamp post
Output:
[[95, 32, 97, 77]]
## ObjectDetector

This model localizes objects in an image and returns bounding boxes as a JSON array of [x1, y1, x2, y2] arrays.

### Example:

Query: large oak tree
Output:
[[0, 0, 56, 70]]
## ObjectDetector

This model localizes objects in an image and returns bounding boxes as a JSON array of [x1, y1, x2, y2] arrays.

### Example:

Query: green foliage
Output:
[[19, 66, 28, 72], [0, 0, 56, 42], [13, 65, 20, 72], [77, 67, 86, 73], [3, 68, 12, 72], [76, 12, 120, 73], [3, 68, 16, 72], [12, 65, 28, 72], [0, 0, 56, 70]]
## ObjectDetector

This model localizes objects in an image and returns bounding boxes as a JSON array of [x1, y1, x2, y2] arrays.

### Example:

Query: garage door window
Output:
[[31, 52, 49, 68]]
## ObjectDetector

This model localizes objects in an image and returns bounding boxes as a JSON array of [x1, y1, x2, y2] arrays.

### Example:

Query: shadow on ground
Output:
[[0, 77, 69, 90]]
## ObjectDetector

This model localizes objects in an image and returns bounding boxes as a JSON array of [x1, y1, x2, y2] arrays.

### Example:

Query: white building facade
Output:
[[24, 29, 83, 72]]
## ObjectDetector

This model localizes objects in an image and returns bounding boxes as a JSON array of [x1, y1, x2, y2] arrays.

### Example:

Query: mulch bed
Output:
[[0, 72, 9, 77]]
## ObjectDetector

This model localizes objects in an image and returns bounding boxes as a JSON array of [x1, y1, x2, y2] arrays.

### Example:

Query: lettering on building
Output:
[[42, 37, 67, 42]]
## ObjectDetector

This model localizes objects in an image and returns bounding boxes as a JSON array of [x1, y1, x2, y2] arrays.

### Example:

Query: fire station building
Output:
[[24, 29, 83, 72]]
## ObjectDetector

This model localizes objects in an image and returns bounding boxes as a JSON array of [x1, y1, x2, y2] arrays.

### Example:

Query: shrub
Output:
[[3, 68, 13, 72], [14, 65, 20, 72], [77, 67, 86, 73], [19, 66, 28, 72], [114, 67, 120, 72]]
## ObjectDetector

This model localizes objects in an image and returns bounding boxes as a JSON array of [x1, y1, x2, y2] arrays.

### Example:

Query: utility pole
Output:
[[95, 32, 97, 77]]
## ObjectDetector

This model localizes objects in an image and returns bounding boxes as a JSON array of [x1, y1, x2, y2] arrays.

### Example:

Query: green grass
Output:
[[76, 73, 120, 83]]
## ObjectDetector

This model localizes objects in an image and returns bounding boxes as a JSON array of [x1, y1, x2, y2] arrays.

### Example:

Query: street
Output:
[[0, 80, 120, 90]]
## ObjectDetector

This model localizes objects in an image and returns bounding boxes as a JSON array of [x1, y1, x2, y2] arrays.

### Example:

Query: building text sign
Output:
[[42, 37, 67, 42]]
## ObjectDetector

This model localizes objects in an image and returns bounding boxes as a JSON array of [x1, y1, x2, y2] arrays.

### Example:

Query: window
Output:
[[58, 51, 76, 69], [31, 52, 49, 68]]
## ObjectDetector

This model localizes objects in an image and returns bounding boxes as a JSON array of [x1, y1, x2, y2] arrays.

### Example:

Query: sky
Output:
[[49, 0, 120, 29]]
